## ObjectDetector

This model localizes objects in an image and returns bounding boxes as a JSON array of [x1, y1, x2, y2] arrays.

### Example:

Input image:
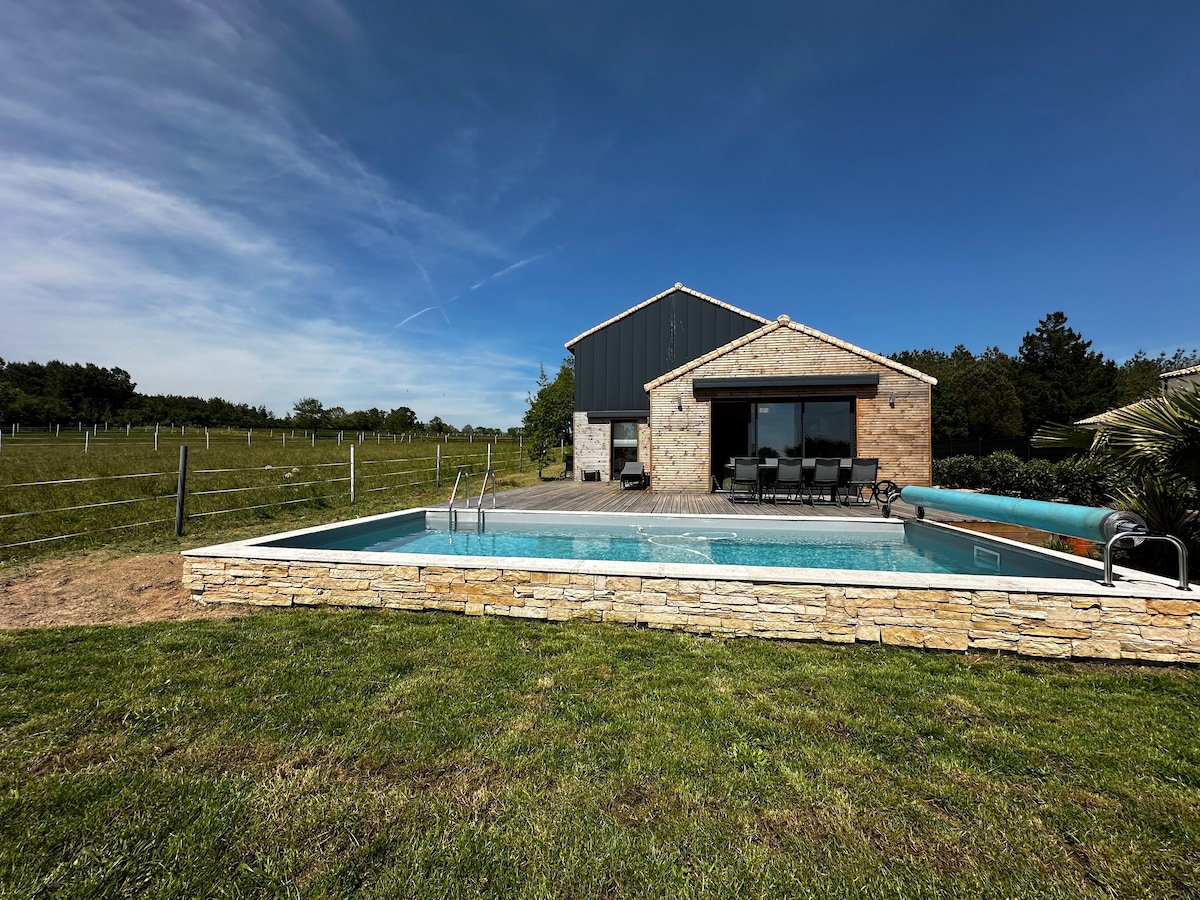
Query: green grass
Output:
[[2, 611, 1197, 898], [0, 431, 552, 565]]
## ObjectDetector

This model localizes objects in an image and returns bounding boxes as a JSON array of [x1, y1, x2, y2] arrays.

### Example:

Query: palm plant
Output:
[[1035, 383, 1200, 580]]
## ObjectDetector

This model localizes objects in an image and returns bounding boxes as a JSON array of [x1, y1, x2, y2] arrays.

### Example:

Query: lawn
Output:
[[2, 610, 1197, 898], [0, 431, 550, 565]]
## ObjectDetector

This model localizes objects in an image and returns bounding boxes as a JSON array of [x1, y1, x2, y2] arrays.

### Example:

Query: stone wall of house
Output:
[[648, 324, 932, 492], [185, 556, 1199, 664], [573, 413, 610, 480], [571, 414, 652, 481]]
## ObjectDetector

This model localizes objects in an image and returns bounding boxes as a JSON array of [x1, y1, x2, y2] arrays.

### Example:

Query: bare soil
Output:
[[0, 551, 251, 630]]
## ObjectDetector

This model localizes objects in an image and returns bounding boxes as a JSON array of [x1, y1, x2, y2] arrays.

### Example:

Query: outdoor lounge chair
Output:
[[772, 457, 804, 503], [846, 458, 879, 505], [806, 458, 843, 505], [729, 457, 760, 503], [619, 460, 648, 490]]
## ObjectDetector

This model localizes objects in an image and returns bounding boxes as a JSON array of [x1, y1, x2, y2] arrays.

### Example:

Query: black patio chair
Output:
[[729, 457, 760, 503], [806, 458, 843, 506], [772, 457, 804, 503], [846, 458, 879, 505]]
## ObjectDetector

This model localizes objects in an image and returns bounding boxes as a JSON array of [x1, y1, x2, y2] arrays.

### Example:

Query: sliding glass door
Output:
[[710, 399, 854, 489]]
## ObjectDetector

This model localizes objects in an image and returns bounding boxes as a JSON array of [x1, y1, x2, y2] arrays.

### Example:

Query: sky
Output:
[[2, 1, 1197, 428]]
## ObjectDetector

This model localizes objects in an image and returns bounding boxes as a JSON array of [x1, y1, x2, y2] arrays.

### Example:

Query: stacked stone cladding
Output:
[[185, 556, 1199, 664]]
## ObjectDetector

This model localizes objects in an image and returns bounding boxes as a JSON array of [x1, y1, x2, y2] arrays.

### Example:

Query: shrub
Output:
[[933, 451, 1122, 506], [933, 455, 982, 489], [1020, 458, 1058, 501], [979, 451, 1025, 496], [1052, 455, 1117, 507]]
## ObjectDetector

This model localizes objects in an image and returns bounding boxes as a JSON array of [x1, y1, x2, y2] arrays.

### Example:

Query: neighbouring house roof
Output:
[[564, 283, 771, 350], [1078, 366, 1200, 427], [1075, 399, 1154, 428], [644, 315, 938, 392], [1161, 364, 1200, 380]]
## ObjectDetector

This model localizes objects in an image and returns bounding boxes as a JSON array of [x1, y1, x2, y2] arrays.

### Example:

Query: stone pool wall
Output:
[[183, 556, 1199, 664]]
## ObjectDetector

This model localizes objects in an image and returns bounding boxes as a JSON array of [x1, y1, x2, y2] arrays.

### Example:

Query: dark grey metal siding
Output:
[[572, 290, 764, 413]]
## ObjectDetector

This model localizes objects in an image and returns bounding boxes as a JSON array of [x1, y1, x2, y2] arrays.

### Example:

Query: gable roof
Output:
[[1161, 363, 1200, 380], [565, 283, 770, 350], [1075, 399, 1154, 428], [644, 314, 938, 392]]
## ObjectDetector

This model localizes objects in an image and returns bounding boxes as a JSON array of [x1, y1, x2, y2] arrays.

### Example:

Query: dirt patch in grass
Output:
[[0, 550, 250, 629]]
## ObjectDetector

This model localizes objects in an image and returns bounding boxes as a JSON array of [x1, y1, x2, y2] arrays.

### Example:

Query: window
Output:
[[710, 399, 854, 487], [611, 421, 638, 479]]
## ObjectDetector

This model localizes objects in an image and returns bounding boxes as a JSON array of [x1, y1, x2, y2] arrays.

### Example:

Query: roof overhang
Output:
[[692, 374, 880, 391], [585, 410, 650, 421]]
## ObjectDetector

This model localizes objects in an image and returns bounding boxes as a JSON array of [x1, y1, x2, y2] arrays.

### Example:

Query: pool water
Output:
[[281, 517, 1080, 578]]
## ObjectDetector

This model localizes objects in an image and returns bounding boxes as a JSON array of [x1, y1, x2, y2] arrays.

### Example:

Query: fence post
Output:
[[436, 443, 441, 488], [350, 444, 356, 504], [175, 445, 188, 536], [519, 433, 522, 472], [487, 442, 491, 471], [84, 432, 89, 454]]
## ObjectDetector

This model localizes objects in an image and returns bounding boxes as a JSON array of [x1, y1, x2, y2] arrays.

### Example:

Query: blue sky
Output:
[[2, 1, 1197, 428]]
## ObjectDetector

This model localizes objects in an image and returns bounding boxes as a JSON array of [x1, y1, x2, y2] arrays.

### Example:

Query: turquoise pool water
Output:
[[267, 516, 1091, 578]]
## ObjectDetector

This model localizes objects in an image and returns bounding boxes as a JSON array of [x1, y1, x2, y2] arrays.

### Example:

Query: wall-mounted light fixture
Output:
[[889, 392, 896, 408], [677, 393, 684, 411]]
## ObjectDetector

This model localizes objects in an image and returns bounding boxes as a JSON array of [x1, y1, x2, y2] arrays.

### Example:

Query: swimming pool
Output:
[[183, 507, 1197, 664], [257, 509, 1098, 579]]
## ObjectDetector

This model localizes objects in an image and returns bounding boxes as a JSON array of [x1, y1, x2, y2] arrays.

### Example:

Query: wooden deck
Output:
[[449, 481, 966, 523]]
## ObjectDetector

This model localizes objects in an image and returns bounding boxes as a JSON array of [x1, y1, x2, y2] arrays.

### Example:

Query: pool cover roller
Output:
[[899, 486, 1147, 544]]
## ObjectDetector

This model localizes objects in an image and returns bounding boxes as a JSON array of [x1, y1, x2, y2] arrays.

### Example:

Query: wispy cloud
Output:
[[0, 0, 555, 426]]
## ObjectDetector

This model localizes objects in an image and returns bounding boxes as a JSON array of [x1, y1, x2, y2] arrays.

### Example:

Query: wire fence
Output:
[[0, 437, 537, 554], [0, 423, 519, 451]]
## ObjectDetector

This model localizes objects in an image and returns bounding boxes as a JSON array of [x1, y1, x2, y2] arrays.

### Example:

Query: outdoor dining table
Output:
[[724, 458, 853, 502]]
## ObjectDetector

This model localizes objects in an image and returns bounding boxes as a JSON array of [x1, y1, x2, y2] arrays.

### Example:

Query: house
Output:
[[1076, 363, 1200, 429], [1162, 364, 1200, 394], [566, 284, 937, 491]]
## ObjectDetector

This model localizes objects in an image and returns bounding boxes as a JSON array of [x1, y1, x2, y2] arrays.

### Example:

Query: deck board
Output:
[[448, 481, 965, 523]]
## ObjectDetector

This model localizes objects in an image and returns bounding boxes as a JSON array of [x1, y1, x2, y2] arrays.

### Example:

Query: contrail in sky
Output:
[[394, 305, 438, 330], [470, 252, 551, 291]]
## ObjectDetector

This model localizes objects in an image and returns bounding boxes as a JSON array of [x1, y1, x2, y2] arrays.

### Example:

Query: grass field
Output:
[[0, 430, 555, 565], [1, 609, 1197, 898]]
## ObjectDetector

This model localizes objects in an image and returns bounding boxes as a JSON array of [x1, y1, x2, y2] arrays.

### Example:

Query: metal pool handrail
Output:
[[476, 469, 497, 528], [1103, 531, 1190, 590], [447, 466, 469, 528]]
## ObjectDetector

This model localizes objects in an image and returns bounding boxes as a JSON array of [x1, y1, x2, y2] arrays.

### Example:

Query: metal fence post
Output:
[[175, 445, 188, 536], [350, 444, 356, 504], [436, 443, 441, 488]]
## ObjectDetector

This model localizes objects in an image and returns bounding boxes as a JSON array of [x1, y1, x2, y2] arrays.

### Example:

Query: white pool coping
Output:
[[182, 506, 1192, 600]]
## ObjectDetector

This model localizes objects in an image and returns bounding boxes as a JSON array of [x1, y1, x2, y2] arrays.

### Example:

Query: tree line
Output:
[[890, 312, 1198, 441], [0, 358, 512, 434]]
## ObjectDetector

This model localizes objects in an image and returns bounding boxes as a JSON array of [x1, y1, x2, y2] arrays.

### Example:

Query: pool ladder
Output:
[[447, 467, 497, 530]]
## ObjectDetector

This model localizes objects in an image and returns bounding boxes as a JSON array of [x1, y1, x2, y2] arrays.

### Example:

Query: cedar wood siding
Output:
[[647, 325, 934, 491]]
